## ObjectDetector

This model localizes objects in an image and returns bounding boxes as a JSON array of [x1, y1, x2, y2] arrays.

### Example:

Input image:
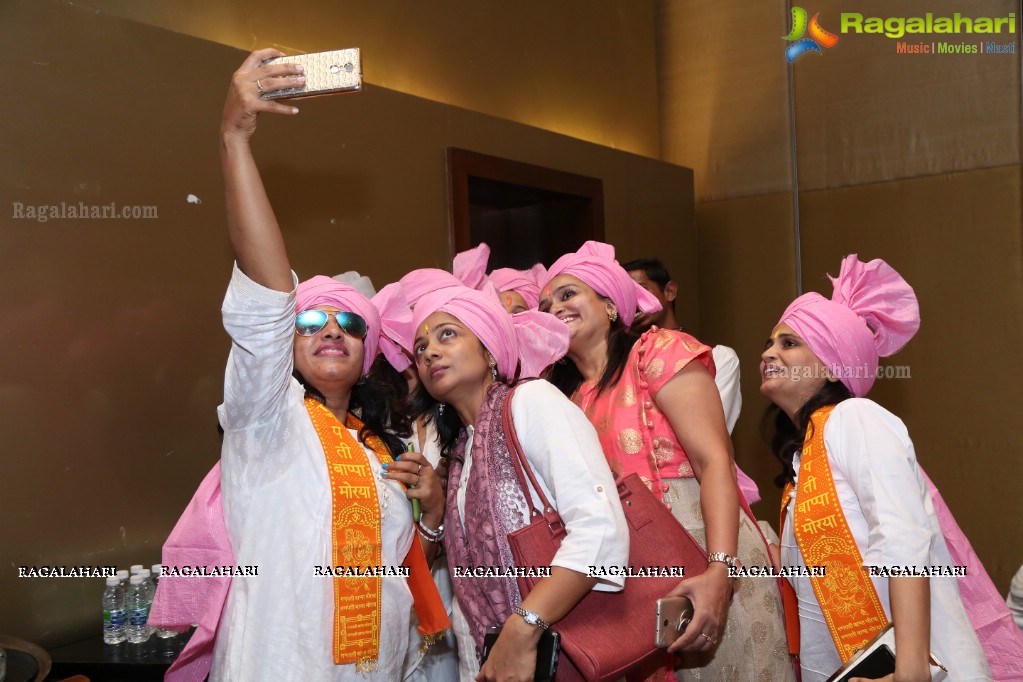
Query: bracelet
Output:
[[416, 519, 445, 543], [706, 552, 739, 570]]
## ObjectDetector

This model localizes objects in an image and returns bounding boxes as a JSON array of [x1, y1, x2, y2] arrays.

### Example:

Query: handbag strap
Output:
[[501, 382, 564, 531]]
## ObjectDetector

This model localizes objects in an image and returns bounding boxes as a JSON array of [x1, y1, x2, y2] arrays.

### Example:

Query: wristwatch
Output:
[[513, 606, 550, 630], [707, 552, 740, 570]]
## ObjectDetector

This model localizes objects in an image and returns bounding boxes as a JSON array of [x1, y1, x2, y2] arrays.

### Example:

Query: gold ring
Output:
[[414, 475, 422, 488], [700, 633, 717, 645], [255, 79, 265, 94]]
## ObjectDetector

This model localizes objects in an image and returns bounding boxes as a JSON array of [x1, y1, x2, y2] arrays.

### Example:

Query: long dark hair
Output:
[[547, 316, 639, 398], [296, 354, 412, 457], [408, 381, 474, 460], [762, 380, 853, 487]]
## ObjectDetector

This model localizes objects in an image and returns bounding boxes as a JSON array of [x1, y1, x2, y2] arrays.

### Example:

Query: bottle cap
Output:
[[140, 569, 151, 579], [130, 565, 143, 574], [130, 575, 143, 585], [106, 577, 120, 587], [151, 564, 163, 575], [117, 570, 129, 581]]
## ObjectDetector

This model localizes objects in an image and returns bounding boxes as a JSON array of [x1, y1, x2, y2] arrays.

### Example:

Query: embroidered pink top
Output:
[[572, 328, 713, 500]]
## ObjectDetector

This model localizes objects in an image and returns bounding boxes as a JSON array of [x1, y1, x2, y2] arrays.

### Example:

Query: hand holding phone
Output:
[[655, 596, 694, 648], [259, 49, 362, 100]]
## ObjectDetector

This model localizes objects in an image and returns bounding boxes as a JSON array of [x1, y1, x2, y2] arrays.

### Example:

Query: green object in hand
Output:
[[408, 441, 421, 522]]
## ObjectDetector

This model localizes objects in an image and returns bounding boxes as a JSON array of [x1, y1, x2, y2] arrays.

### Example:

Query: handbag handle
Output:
[[501, 383, 565, 534]]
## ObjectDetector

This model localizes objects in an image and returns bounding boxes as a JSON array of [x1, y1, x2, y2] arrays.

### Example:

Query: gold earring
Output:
[[609, 309, 619, 323]]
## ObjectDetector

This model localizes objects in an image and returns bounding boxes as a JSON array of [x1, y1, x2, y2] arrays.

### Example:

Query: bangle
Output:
[[707, 552, 739, 570], [416, 519, 445, 543]]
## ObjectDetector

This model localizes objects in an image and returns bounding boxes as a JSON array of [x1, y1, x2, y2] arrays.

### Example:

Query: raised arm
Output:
[[220, 48, 305, 291]]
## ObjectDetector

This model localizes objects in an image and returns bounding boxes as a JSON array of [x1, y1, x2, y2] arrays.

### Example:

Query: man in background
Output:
[[623, 257, 742, 434]]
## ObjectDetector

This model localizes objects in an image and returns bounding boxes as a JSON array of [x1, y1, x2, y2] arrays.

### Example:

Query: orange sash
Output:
[[305, 399, 451, 671], [780, 405, 889, 663]]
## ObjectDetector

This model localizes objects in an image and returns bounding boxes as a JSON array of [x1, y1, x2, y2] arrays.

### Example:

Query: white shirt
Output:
[[1007, 564, 1023, 632], [711, 345, 741, 434], [450, 380, 630, 680], [781, 399, 990, 681], [212, 265, 414, 682]]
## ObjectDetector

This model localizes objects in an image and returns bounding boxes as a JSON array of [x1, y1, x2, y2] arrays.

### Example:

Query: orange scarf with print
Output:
[[780, 405, 888, 662], [305, 398, 450, 671]]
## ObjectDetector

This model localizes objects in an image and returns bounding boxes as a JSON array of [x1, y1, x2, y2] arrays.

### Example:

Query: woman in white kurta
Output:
[[211, 49, 447, 681], [761, 255, 992, 681], [385, 283, 629, 682]]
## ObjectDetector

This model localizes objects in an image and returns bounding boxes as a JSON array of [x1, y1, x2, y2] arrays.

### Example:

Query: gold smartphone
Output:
[[655, 596, 694, 648], [259, 48, 362, 100]]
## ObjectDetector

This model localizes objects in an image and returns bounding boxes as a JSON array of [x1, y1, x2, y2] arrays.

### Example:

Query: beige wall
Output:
[[0, 0, 690, 646], [659, 0, 1023, 589], [76, 0, 662, 158]]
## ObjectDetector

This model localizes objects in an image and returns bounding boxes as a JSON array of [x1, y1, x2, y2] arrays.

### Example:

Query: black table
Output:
[[47, 628, 194, 682]]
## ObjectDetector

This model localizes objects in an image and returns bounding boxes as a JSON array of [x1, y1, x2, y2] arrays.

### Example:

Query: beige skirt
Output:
[[663, 478, 795, 682]]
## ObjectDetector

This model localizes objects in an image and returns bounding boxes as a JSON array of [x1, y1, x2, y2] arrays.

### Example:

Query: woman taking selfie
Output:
[[385, 283, 629, 682], [540, 241, 793, 681], [154, 49, 449, 681], [763, 254, 1021, 680]]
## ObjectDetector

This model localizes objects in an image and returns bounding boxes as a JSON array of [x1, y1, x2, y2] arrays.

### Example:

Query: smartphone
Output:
[[259, 48, 362, 100], [481, 626, 560, 682], [655, 596, 694, 648]]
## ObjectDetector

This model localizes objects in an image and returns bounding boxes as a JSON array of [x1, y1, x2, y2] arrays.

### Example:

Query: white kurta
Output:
[[402, 418, 459, 681], [710, 344, 742, 435], [451, 380, 630, 680], [212, 265, 415, 682], [781, 398, 990, 681]]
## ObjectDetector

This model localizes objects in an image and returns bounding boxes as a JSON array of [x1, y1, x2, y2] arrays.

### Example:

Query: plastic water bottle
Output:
[[103, 577, 127, 644], [125, 575, 151, 643], [139, 569, 158, 638], [150, 564, 177, 639]]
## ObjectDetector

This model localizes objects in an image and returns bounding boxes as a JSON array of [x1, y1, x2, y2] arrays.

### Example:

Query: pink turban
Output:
[[408, 284, 570, 381], [398, 268, 464, 307], [544, 241, 661, 327], [487, 265, 545, 309], [371, 283, 414, 372], [452, 243, 491, 290], [779, 255, 920, 398], [296, 275, 394, 375]]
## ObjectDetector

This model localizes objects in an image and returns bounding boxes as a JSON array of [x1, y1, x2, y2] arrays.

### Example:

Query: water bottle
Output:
[[125, 575, 150, 643], [103, 577, 127, 644], [150, 564, 177, 639], [139, 569, 158, 638]]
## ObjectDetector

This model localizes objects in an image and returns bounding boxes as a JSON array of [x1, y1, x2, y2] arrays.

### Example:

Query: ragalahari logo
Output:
[[784, 7, 840, 62]]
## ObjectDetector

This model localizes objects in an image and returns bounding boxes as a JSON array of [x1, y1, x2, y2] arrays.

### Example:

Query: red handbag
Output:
[[501, 389, 708, 682]]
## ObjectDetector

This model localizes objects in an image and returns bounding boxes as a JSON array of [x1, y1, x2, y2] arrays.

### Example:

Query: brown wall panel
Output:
[[74, 0, 662, 157], [0, 0, 694, 645], [794, 0, 1021, 191], [798, 166, 1023, 589], [656, 0, 794, 201], [694, 192, 797, 519]]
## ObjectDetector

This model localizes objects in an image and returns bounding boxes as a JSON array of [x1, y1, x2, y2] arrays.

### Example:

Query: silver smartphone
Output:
[[259, 48, 362, 100], [655, 596, 694, 648]]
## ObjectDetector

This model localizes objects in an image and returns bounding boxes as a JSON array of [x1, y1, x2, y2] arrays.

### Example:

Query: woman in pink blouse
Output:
[[540, 241, 793, 681]]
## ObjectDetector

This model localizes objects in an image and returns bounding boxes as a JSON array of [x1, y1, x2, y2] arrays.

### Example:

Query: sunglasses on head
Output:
[[295, 309, 369, 339]]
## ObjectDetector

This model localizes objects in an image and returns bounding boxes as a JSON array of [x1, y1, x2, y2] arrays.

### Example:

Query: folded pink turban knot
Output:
[[296, 275, 412, 375], [779, 254, 920, 398], [371, 283, 414, 372], [409, 284, 570, 381], [452, 243, 491, 290], [487, 263, 546, 309], [544, 241, 661, 327]]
